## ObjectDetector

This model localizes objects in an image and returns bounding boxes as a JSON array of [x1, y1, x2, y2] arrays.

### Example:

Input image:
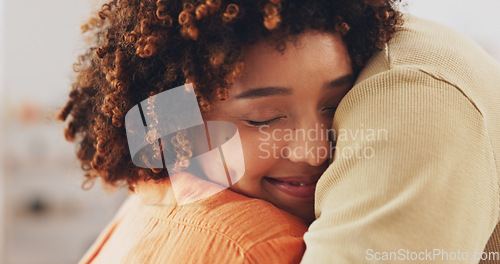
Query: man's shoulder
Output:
[[358, 15, 498, 83], [353, 14, 500, 119], [391, 15, 488, 66]]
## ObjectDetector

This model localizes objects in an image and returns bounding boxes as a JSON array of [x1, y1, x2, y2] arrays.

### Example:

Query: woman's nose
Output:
[[282, 122, 332, 166]]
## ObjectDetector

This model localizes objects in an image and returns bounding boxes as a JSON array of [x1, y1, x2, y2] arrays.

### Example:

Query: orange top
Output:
[[78, 173, 308, 264]]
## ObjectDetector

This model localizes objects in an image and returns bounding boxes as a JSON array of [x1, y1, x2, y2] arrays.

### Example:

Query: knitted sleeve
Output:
[[301, 68, 499, 263]]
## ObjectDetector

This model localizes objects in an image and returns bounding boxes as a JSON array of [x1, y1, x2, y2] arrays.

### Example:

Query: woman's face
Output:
[[201, 30, 353, 223]]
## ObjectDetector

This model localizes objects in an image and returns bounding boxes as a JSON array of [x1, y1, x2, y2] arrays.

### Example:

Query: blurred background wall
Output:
[[0, 1, 129, 263], [0, 0, 499, 263], [1, 0, 6, 260]]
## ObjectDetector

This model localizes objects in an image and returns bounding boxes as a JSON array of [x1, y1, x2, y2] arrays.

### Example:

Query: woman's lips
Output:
[[264, 176, 319, 199]]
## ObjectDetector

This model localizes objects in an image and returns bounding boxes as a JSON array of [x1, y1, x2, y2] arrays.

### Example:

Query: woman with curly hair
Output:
[[59, 0, 500, 263]]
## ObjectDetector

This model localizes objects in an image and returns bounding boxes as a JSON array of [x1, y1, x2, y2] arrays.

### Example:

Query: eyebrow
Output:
[[323, 74, 355, 91], [234, 73, 355, 99]]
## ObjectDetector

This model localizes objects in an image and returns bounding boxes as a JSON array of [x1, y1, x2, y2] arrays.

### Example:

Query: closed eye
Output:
[[322, 106, 338, 113], [244, 116, 284, 127]]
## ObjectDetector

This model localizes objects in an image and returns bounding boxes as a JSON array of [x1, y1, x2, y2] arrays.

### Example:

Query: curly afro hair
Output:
[[57, 0, 402, 191]]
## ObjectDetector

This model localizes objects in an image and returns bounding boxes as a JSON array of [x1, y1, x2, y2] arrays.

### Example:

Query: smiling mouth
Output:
[[264, 176, 319, 199]]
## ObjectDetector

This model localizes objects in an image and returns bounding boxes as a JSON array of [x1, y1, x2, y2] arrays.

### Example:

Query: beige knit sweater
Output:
[[301, 15, 500, 264]]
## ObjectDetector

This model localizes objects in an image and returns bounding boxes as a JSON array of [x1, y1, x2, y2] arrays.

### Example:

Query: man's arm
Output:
[[301, 68, 499, 263]]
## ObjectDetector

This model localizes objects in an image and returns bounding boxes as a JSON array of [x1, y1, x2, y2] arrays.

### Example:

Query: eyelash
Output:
[[244, 107, 337, 127], [323, 106, 338, 113], [244, 117, 284, 127]]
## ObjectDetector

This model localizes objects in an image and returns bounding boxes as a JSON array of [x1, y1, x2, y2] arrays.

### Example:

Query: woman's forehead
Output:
[[234, 30, 351, 90]]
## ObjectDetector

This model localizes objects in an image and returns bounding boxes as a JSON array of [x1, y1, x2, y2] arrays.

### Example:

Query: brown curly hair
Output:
[[57, 0, 402, 191]]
